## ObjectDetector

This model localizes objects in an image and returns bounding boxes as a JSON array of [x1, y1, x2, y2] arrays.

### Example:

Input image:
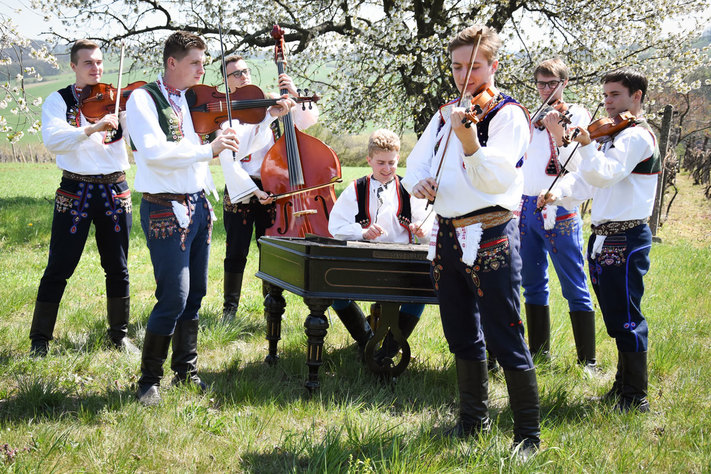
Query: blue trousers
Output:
[[519, 195, 593, 312], [140, 193, 212, 335], [588, 224, 651, 352], [432, 216, 533, 370], [37, 176, 132, 303]]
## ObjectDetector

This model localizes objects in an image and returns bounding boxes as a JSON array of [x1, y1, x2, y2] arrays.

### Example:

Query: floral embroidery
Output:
[[597, 235, 627, 267], [476, 236, 509, 272], [55, 189, 78, 213], [204, 199, 213, 244], [553, 216, 576, 237], [149, 209, 190, 251]]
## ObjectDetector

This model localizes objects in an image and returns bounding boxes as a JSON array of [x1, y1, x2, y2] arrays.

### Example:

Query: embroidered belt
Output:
[[142, 192, 190, 207], [591, 219, 646, 236], [62, 170, 126, 184], [439, 210, 513, 229]]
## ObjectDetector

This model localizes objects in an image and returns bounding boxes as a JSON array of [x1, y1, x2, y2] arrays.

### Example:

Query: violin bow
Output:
[[534, 100, 604, 214], [218, 18, 236, 160], [427, 29, 483, 209], [113, 43, 125, 116]]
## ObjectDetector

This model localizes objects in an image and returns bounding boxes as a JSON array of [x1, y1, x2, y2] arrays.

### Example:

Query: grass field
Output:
[[0, 163, 710, 472]]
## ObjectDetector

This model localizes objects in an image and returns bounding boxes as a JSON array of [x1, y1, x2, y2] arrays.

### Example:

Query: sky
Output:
[[3, 0, 67, 38]]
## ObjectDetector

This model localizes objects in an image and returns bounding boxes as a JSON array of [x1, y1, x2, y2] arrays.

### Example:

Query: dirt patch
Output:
[[656, 172, 711, 247]]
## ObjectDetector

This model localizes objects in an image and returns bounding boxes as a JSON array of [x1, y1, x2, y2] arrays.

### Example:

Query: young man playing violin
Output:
[[538, 68, 659, 413], [126, 32, 294, 406], [519, 58, 596, 368], [403, 25, 540, 453], [219, 55, 318, 321], [30, 39, 135, 357]]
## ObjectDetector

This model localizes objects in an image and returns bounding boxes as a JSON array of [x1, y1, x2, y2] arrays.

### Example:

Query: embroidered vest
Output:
[[58, 85, 123, 143], [353, 175, 414, 242], [131, 81, 183, 150], [630, 119, 661, 175]]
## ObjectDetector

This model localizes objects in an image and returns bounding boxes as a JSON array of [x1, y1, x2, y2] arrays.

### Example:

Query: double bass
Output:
[[261, 25, 342, 237]]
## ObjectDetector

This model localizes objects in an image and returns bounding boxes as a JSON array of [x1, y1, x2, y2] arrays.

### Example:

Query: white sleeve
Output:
[[292, 102, 319, 130], [553, 171, 595, 209], [576, 128, 655, 188], [41, 92, 90, 153], [410, 194, 434, 243], [328, 182, 366, 241], [402, 114, 440, 193], [126, 89, 212, 169], [463, 104, 530, 194]]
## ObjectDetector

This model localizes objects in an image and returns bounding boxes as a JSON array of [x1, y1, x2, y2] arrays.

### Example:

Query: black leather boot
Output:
[[600, 352, 623, 402], [333, 301, 373, 356], [222, 271, 243, 321], [374, 312, 420, 364], [450, 358, 490, 437], [136, 330, 172, 406], [570, 310, 596, 367], [504, 368, 541, 456], [107, 296, 138, 353], [617, 351, 649, 413], [171, 319, 206, 391], [525, 303, 551, 361], [29, 301, 59, 357]]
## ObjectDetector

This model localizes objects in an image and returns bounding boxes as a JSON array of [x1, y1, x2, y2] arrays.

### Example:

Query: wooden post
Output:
[[651, 105, 673, 239]]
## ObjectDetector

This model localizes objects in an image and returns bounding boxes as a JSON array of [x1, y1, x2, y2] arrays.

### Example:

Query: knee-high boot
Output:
[[29, 301, 60, 357], [171, 318, 206, 391], [222, 272, 243, 321], [136, 330, 172, 406], [504, 368, 541, 454], [617, 351, 649, 413], [525, 303, 550, 360], [333, 301, 373, 352], [107, 296, 138, 352], [450, 358, 490, 437], [570, 310, 596, 367]]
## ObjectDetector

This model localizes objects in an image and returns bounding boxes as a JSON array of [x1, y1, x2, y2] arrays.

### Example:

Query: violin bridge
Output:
[[293, 209, 318, 217]]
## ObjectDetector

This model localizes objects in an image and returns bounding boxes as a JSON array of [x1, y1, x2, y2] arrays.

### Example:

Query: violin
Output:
[[186, 83, 319, 135], [78, 81, 147, 122], [261, 24, 342, 238], [562, 111, 636, 145], [461, 85, 502, 127], [532, 99, 571, 129]]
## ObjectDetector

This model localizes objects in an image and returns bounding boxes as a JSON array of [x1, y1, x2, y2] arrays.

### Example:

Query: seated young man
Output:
[[328, 129, 433, 363]]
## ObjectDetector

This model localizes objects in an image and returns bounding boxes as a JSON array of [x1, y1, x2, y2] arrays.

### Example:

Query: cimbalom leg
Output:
[[263, 282, 286, 365], [303, 297, 332, 392]]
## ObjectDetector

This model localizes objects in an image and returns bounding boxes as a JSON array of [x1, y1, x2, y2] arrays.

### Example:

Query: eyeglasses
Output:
[[535, 80, 562, 90], [228, 68, 250, 79]]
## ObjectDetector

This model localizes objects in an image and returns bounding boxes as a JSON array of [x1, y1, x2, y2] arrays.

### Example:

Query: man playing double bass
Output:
[[219, 55, 318, 321]]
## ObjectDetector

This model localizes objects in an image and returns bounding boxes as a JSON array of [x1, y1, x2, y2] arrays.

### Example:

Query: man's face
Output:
[[167, 47, 205, 89], [71, 48, 103, 88], [535, 73, 567, 103], [367, 150, 399, 184], [451, 45, 497, 96], [603, 81, 640, 117], [225, 59, 251, 91]]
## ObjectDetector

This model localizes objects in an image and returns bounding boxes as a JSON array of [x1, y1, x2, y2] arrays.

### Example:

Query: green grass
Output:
[[0, 163, 710, 471]]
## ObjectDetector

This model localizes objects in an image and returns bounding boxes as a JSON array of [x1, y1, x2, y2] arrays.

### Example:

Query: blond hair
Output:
[[368, 129, 400, 156], [447, 25, 501, 64]]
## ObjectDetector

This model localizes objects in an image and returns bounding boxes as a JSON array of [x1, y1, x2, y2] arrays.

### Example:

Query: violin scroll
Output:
[[460, 86, 502, 128]]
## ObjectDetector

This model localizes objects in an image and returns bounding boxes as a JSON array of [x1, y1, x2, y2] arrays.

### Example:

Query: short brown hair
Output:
[[221, 55, 245, 78], [447, 25, 501, 64], [163, 31, 206, 67], [603, 67, 648, 103], [70, 39, 100, 65], [534, 58, 569, 81], [368, 129, 400, 156]]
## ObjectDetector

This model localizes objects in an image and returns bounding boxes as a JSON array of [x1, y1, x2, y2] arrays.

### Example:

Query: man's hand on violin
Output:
[[542, 112, 567, 147], [85, 113, 119, 136], [411, 178, 438, 201], [255, 189, 274, 205], [268, 95, 296, 118], [277, 74, 298, 97], [362, 223, 387, 240], [568, 126, 592, 146], [537, 190, 559, 209], [211, 127, 240, 156], [450, 107, 480, 155]]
